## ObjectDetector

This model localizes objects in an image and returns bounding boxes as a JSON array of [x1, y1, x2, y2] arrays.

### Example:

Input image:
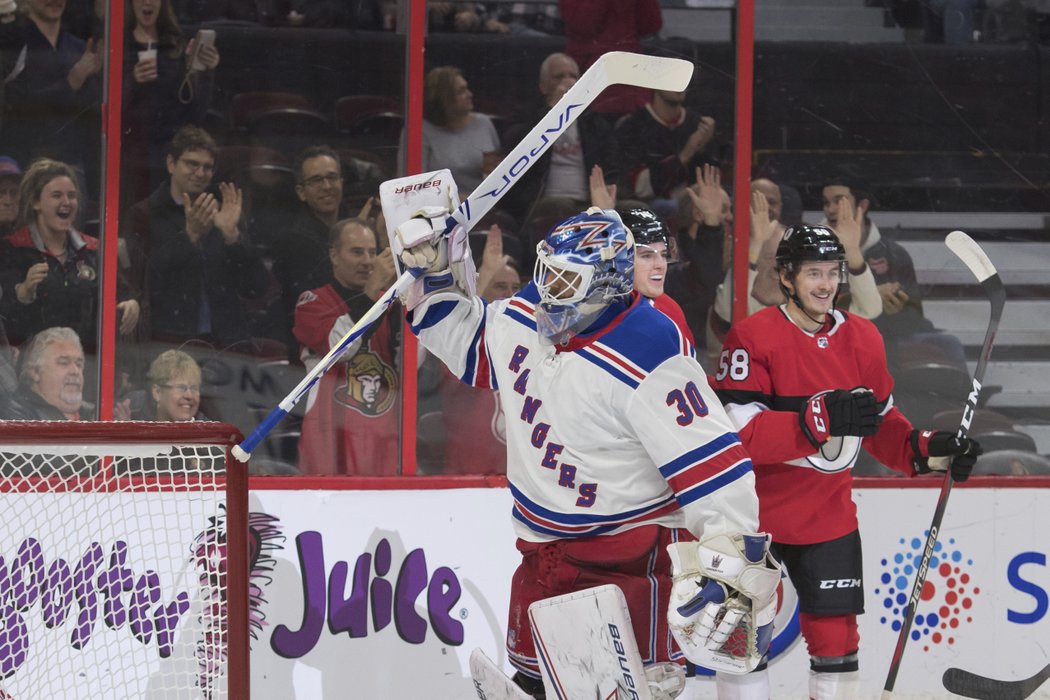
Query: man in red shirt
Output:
[[293, 218, 398, 475]]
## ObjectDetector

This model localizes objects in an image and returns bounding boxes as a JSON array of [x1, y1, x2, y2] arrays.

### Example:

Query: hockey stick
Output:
[[944, 659, 1050, 696], [881, 230, 1006, 698], [231, 51, 694, 461], [943, 661, 1050, 699]]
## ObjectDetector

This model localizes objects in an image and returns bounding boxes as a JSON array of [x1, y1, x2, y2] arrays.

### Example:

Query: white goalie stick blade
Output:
[[469, 648, 534, 700], [528, 584, 653, 700], [942, 662, 1050, 700]]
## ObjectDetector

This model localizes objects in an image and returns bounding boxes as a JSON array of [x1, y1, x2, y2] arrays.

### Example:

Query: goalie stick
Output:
[[881, 230, 1006, 699], [942, 661, 1050, 700], [232, 51, 692, 461]]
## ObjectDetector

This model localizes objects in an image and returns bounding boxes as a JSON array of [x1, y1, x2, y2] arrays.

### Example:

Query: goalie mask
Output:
[[533, 208, 634, 344]]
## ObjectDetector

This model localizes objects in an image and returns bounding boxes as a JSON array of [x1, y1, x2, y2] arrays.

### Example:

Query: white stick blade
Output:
[[528, 584, 653, 700], [601, 51, 694, 92], [946, 230, 997, 283], [469, 648, 534, 700]]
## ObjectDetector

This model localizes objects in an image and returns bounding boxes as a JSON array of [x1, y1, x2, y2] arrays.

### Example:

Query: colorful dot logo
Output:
[[874, 533, 979, 651]]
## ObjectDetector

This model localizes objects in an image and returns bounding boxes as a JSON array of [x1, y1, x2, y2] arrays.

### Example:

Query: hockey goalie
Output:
[[380, 171, 781, 699]]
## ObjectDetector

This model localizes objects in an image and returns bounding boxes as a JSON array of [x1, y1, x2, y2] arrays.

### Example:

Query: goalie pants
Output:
[[506, 525, 693, 678]]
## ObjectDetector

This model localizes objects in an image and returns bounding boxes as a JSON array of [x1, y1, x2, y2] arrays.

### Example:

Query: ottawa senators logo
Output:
[[75, 260, 96, 281], [335, 349, 397, 416]]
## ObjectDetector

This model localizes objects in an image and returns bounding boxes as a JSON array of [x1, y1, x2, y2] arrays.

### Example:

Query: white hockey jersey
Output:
[[410, 283, 760, 543]]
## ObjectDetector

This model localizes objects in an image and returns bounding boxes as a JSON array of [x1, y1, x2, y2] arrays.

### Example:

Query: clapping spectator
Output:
[[123, 0, 220, 203], [400, 66, 500, 193], [616, 85, 720, 202], [121, 126, 269, 349], [2, 0, 102, 199], [0, 159, 139, 356]]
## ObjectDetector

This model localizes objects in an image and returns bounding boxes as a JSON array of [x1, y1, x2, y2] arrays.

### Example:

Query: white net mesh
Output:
[[0, 423, 243, 700]]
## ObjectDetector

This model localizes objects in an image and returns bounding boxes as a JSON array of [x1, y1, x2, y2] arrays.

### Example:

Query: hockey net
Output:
[[0, 421, 249, 700]]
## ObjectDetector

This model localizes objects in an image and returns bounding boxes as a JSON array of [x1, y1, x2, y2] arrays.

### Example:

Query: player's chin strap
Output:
[[667, 533, 781, 675]]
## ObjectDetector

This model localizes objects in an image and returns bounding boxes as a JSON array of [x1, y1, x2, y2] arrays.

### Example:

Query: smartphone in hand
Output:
[[188, 29, 216, 72]]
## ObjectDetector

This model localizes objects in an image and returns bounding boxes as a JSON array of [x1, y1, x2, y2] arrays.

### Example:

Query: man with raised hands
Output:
[[383, 170, 781, 698], [711, 224, 982, 700]]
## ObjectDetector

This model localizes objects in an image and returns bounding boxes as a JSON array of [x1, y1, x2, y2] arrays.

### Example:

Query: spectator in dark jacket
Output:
[[2, 0, 102, 197], [0, 159, 139, 354], [121, 126, 269, 349], [123, 0, 220, 204], [616, 86, 719, 201]]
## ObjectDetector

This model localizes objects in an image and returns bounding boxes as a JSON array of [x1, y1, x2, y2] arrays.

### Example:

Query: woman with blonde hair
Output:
[[142, 349, 206, 421], [0, 158, 139, 355]]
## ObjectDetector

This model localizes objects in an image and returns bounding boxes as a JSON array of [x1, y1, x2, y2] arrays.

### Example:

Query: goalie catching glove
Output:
[[667, 533, 781, 674], [800, 386, 881, 448], [391, 205, 477, 309], [912, 430, 982, 482]]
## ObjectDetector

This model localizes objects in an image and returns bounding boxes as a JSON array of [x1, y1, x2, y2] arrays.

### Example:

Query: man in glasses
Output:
[[121, 125, 268, 350], [271, 145, 346, 360]]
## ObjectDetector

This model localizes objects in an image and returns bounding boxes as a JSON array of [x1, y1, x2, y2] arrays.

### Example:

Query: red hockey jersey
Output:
[[294, 283, 399, 475], [712, 305, 919, 544]]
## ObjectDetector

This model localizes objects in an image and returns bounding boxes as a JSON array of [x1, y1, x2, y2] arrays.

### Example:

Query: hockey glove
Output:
[[394, 208, 478, 310], [667, 533, 781, 675], [394, 206, 450, 272], [799, 387, 881, 448], [912, 430, 982, 483]]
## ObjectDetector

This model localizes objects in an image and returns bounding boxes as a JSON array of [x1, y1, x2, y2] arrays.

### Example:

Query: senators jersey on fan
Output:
[[294, 283, 400, 475], [409, 283, 759, 543], [712, 305, 919, 545]]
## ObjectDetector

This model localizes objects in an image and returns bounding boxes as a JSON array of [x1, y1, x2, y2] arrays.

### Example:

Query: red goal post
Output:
[[0, 421, 249, 699]]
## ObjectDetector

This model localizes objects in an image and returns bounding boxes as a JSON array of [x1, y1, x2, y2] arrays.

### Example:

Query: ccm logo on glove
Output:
[[800, 387, 881, 448], [912, 430, 983, 482]]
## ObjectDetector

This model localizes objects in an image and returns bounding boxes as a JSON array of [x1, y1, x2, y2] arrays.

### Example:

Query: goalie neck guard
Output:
[[533, 208, 634, 345]]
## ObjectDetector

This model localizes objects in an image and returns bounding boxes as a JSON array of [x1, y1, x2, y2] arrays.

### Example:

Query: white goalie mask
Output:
[[532, 208, 634, 345]]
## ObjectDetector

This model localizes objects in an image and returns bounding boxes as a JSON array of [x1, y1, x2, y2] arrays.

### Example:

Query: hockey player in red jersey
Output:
[[619, 206, 695, 348], [711, 224, 982, 700], [389, 194, 780, 697]]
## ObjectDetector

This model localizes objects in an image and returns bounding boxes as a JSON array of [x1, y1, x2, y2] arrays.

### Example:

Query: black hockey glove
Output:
[[799, 387, 881, 448], [912, 430, 982, 483]]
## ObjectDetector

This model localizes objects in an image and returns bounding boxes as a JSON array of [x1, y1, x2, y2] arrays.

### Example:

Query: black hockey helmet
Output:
[[618, 206, 669, 247], [775, 224, 845, 273]]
